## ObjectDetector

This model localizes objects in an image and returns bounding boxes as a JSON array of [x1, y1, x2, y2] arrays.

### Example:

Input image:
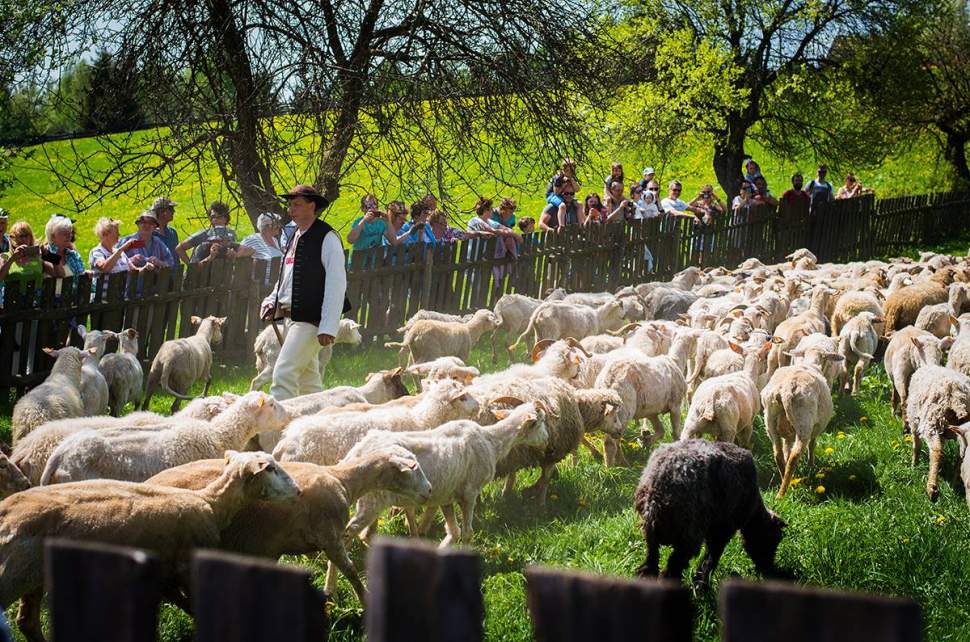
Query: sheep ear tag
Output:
[[492, 409, 510, 420], [257, 395, 266, 408]]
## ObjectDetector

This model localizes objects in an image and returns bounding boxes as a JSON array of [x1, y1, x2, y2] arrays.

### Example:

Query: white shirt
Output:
[[635, 197, 661, 219], [262, 226, 347, 337], [661, 197, 688, 212]]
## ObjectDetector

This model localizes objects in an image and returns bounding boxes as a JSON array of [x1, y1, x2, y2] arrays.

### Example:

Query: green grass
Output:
[[0, 122, 957, 261], [3, 238, 969, 641]]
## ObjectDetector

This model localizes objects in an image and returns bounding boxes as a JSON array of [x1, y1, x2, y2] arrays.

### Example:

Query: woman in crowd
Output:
[[603, 162, 624, 199], [399, 202, 434, 245], [119, 210, 176, 269], [89, 217, 137, 275], [492, 197, 517, 229], [383, 201, 409, 246], [546, 158, 579, 206], [604, 180, 633, 222], [752, 176, 779, 206], [45, 215, 84, 279], [0, 222, 55, 287], [837, 173, 871, 199], [237, 212, 284, 284], [584, 193, 605, 224], [347, 194, 401, 251], [689, 184, 725, 260]]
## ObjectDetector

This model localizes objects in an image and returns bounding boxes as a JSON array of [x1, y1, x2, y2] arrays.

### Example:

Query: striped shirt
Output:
[[241, 233, 283, 284]]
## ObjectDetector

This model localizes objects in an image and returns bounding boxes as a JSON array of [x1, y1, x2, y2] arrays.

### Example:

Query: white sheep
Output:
[[681, 340, 773, 447], [837, 311, 882, 394], [949, 282, 970, 317], [907, 365, 970, 501], [405, 357, 480, 384], [11, 393, 238, 487], [948, 314, 970, 377], [250, 318, 362, 391], [472, 339, 590, 387], [75, 326, 111, 416], [915, 303, 956, 340], [343, 402, 548, 547], [11, 347, 94, 444], [512, 299, 625, 348], [761, 353, 842, 498], [787, 332, 847, 390], [143, 315, 226, 412], [385, 309, 500, 365], [41, 392, 290, 484], [491, 293, 544, 361], [398, 309, 472, 331], [0, 450, 299, 642], [99, 328, 144, 416], [884, 327, 953, 428], [767, 287, 835, 376], [274, 379, 480, 466]]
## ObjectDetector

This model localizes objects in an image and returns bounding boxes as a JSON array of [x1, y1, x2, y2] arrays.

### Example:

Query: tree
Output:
[[625, 0, 922, 198], [83, 50, 145, 133], [845, 0, 970, 187], [10, 0, 616, 225]]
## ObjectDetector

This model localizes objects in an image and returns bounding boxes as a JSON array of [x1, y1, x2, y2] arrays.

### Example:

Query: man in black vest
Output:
[[260, 184, 348, 400]]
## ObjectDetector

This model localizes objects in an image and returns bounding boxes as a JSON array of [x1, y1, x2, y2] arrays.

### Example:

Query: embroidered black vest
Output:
[[287, 219, 352, 325]]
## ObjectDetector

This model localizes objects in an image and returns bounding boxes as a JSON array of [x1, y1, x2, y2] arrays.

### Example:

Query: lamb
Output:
[[907, 366, 970, 501], [767, 287, 835, 376], [274, 379, 480, 467], [837, 311, 882, 394], [883, 268, 954, 335], [98, 328, 144, 416], [470, 376, 622, 503], [343, 402, 549, 548], [830, 289, 883, 337], [41, 392, 291, 484], [641, 287, 699, 321], [142, 315, 227, 412], [944, 421, 970, 509], [947, 315, 970, 377], [681, 340, 773, 447], [884, 327, 953, 427], [761, 353, 842, 498], [0, 450, 299, 642], [949, 282, 970, 317], [472, 338, 589, 387], [635, 440, 786, 590], [75, 326, 111, 416], [398, 309, 472, 331], [11, 393, 238, 486], [11, 347, 93, 444], [787, 333, 847, 390], [405, 357, 480, 384], [385, 309, 500, 365], [786, 248, 818, 270], [280, 368, 410, 417], [250, 318, 362, 391], [492, 293, 544, 361], [512, 300, 625, 348], [0, 454, 30, 500], [146, 445, 431, 602], [915, 303, 956, 339]]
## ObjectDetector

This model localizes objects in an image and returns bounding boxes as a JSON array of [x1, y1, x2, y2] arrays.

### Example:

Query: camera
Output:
[[209, 226, 232, 241]]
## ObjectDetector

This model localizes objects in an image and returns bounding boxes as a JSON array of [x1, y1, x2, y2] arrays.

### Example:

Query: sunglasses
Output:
[[563, 192, 575, 196], [648, 187, 659, 192], [671, 188, 681, 193]]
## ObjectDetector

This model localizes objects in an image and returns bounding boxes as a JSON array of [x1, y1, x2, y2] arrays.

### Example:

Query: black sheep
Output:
[[634, 439, 786, 589]]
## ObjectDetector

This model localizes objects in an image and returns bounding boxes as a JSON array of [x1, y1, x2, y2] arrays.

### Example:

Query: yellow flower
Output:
[[902, 537, 910, 544], [815, 485, 826, 494], [792, 477, 802, 486], [849, 474, 857, 481], [890, 440, 900, 449], [815, 471, 826, 479], [837, 432, 846, 440], [824, 447, 834, 455], [904, 434, 913, 443], [860, 416, 869, 424], [550, 494, 559, 501], [934, 515, 946, 525]]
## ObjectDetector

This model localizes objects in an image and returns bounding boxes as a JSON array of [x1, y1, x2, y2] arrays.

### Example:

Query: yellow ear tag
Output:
[[257, 395, 266, 408]]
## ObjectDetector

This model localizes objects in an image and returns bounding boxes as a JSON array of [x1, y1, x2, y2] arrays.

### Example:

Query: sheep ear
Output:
[[224, 450, 239, 463], [824, 353, 845, 362], [126, 328, 138, 339], [950, 315, 959, 326], [86, 347, 99, 356], [390, 456, 418, 472], [217, 316, 228, 326], [940, 337, 955, 352], [910, 337, 922, 349], [43, 347, 58, 357], [491, 409, 510, 420], [76, 325, 87, 338], [729, 342, 743, 355], [191, 316, 202, 325]]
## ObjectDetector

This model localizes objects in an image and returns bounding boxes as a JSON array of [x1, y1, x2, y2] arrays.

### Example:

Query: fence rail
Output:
[[2, 190, 968, 398], [22, 537, 921, 642]]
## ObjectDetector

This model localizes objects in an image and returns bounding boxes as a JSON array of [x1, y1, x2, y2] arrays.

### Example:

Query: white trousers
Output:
[[270, 321, 323, 401]]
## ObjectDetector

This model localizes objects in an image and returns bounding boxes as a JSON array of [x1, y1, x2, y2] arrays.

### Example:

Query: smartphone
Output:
[[129, 239, 146, 249], [20, 245, 41, 258]]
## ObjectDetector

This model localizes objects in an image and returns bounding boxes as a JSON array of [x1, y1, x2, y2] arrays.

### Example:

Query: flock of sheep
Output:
[[2, 246, 970, 640]]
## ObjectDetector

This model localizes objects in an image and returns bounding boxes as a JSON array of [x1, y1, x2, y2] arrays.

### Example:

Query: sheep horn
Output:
[[565, 337, 593, 358], [387, 367, 404, 378], [607, 323, 640, 337], [489, 396, 526, 408], [531, 339, 556, 362]]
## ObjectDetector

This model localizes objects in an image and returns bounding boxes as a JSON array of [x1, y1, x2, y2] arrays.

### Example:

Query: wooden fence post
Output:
[[720, 579, 922, 642], [420, 248, 435, 311], [524, 566, 692, 642], [192, 549, 327, 642], [45, 538, 161, 642], [366, 537, 483, 642]]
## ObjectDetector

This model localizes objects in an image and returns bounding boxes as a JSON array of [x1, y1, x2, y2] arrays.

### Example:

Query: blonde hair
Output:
[[94, 217, 121, 239], [8, 221, 34, 246], [45, 215, 74, 245]]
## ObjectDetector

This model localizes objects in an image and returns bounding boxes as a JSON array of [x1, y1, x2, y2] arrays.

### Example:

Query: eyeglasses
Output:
[[563, 192, 575, 197], [648, 187, 659, 192], [671, 188, 681, 193]]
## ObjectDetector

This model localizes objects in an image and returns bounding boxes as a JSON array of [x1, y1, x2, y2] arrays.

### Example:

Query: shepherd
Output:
[[260, 184, 350, 400]]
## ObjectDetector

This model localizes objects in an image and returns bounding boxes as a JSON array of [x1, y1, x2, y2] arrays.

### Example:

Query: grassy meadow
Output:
[[2, 234, 970, 641], [0, 122, 956, 259]]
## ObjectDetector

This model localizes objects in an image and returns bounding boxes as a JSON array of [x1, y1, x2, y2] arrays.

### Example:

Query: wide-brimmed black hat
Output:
[[280, 184, 330, 210]]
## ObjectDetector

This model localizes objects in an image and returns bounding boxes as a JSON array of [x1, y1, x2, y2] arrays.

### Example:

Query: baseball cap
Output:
[[150, 197, 178, 212], [642, 167, 655, 176], [135, 210, 159, 226]]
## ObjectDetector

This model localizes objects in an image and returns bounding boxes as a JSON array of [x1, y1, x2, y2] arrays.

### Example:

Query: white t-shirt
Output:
[[262, 226, 347, 337], [635, 195, 661, 219], [661, 197, 688, 212]]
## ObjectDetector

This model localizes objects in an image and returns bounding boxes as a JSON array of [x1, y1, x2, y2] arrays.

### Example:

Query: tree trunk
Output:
[[943, 130, 970, 189], [207, 0, 283, 226], [712, 116, 749, 202]]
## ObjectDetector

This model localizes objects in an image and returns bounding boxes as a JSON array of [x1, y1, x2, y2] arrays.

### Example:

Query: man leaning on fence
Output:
[[260, 184, 349, 400]]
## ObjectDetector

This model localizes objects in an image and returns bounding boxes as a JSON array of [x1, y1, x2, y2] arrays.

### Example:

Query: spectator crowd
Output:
[[0, 158, 873, 303]]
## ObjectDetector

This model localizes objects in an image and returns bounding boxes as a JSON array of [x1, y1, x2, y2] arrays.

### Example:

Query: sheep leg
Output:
[[776, 437, 805, 499], [852, 361, 866, 395], [911, 431, 921, 467], [580, 436, 604, 464], [345, 497, 388, 543], [459, 495, 477, 545], [668, 406, 683, 440], [636, 531, 661, 577], [603, 436, 619, 468], [890, 384, 898, 415], [415, 507, 438, 537], [16, 590, 44, 642], [807, 437, 817, 469], [661, 541, 701, 584], [693, 531, 732, 591], [644, 416, 665, 448], [522, 464, 555, 505], [404, 508, 421, 536], [170, 397, 182, 414], [927, 434, 944, 502], [323, 541, 365, 604], [439, 504, 461, 548], [502, 472, 517, 498]]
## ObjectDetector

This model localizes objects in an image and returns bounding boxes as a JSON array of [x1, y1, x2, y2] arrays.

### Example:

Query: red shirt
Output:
[[781, 189, 810, 207]]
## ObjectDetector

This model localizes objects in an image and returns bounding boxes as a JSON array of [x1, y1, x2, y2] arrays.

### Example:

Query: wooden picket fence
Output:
[[21, 537, 921, 642], [1, 190, 968, 399]]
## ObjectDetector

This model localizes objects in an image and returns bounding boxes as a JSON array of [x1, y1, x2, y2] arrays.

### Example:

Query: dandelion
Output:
[[792, 477, 802, 486], [904, 434, 913, 443], [824, 447, 834, 455], [890, 440, 900, 449], [550, 494, 559, 501], [934, 515, 946, 525], [815, 485, 826, 494], [837, 432, 846, 440], [902, 537, 910, 544], [860, 416, 869, 424], [815, 471, 826, 479]]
